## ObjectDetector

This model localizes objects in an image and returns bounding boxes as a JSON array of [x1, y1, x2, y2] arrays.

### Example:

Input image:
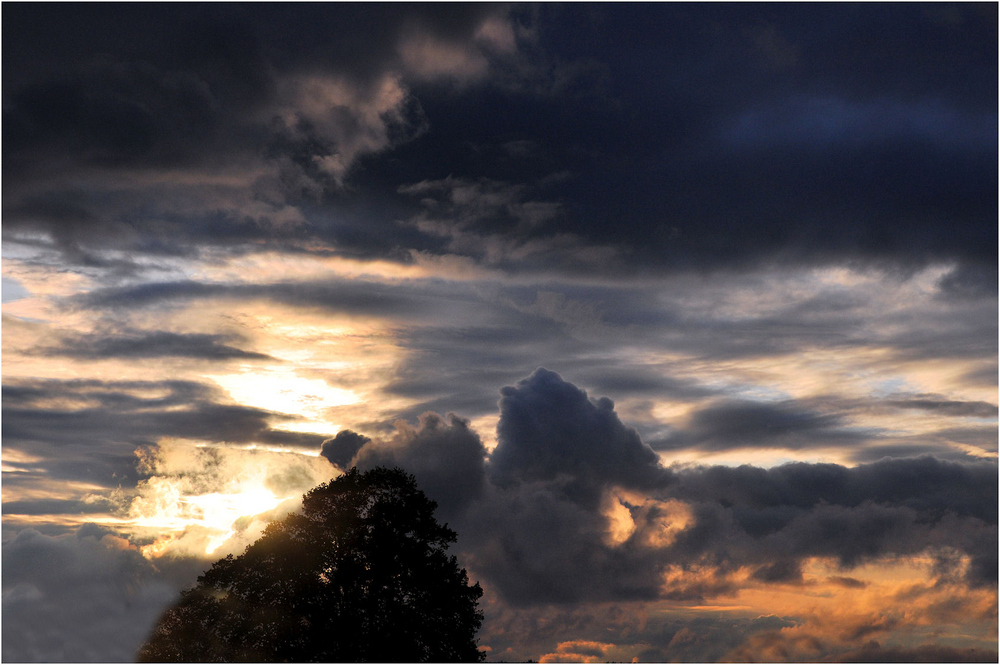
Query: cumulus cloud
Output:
[[350, 412, 488, 524], [320, 430, 371, 469], [489, 368, 668, 495], [332, 370, 997, 610]]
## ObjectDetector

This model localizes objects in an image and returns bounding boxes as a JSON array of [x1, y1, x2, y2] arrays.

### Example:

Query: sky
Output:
[[1, 3, 997, 662]]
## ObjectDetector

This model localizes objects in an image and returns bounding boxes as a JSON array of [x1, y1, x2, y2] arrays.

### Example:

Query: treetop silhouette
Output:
[[138, 467, 485, 662]]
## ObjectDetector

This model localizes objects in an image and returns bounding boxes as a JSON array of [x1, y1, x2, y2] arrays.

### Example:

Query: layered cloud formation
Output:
[[3, 4, 996, 662]]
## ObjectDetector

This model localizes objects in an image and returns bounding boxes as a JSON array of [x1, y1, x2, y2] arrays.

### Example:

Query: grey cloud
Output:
[[3, 4, 528, 268], [670, 456, 997, 523], [35, 330, 273, 361], [751, 559, 803, 583], [961, 362, 999, 387], [654, 398, 873, 451], [933, 426, 999, 451], [464, 480, 669, 605], [665, 456, 997, 587], [2, 526, 180, 662], [489, 368, 669, 496], [827, 575, 867, 589], [255, 429, 327, 450], [320, 430, 371, 469], [936, 263, 999, 301], [2, 378, 329, 517], [331, 371, 997, 608], [848, 443, 987, 465], [351, 412, 488, 525], [2, 499, 111, 518], [834, 641, 997, 663], [570, 365, 716, 401], [884, 396, 997, 419], [74, 278, 457, 321], [846, 424, 999, 464], [380, 321, 575, 418]]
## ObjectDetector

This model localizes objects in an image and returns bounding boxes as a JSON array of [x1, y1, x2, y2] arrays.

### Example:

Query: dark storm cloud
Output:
[[394, 3, 997, 274], [36, 330, 273, 361], [2, 3, 519, 266], [937, 263, 1000, 300], [670, 456, 997, 523], [5, 5, 994, 274]]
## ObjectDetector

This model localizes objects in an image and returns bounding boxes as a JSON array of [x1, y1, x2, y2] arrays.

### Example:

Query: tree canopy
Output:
[[137, 467, 485, 662]]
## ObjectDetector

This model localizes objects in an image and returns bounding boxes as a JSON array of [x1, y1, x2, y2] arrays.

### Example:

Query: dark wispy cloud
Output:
[[35, 330, 273, 360], [653, 398, 874, 451], [1, 379, 317, 450]]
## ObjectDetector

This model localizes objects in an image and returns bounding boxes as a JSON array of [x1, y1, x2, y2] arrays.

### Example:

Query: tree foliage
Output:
[[138, 467, 485, 662]]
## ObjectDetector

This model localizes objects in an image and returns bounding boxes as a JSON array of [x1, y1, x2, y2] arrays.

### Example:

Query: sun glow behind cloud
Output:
[[208, 366, 360, 435], [126, 440, 337, 558]]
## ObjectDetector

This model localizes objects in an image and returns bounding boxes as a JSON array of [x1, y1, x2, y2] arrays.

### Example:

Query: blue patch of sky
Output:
[[2, 277, 31, 303]]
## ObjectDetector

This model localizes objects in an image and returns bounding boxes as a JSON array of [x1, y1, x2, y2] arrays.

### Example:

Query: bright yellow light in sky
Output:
[[185, 488, 283, 553], [208, 366, 360, 431], [131, 483, 284, 554], [131, 480, 291, 556], [126, 441, 338, 557]]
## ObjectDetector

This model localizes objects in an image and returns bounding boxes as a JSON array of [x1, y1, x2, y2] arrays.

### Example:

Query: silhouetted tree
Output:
[[138, 467, 485, 662]]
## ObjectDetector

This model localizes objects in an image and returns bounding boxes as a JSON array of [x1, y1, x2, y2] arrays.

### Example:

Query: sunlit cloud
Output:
[[124, 440, 336, 558], [207, 366, 359, 433]]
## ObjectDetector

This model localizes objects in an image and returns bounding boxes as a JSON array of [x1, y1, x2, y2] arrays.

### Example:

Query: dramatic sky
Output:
[[2, 4, 997, 662]]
